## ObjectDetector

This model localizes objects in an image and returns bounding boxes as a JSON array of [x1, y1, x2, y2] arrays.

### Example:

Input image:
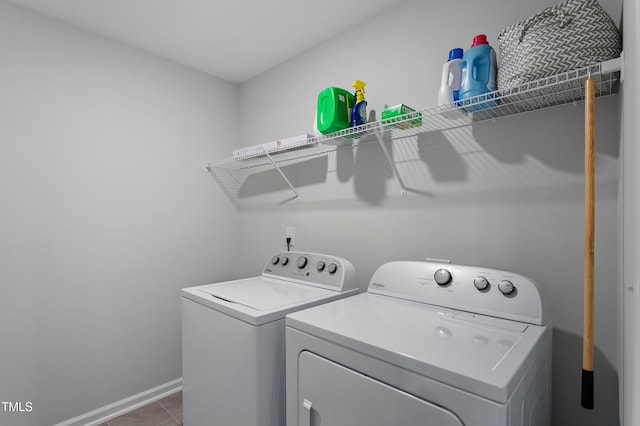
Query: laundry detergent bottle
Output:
[[458, 34, 498, 111], [437, 48, 464, 117]]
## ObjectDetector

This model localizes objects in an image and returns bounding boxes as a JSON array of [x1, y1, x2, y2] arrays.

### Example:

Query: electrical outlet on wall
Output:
[[286, 227, 295, 251]]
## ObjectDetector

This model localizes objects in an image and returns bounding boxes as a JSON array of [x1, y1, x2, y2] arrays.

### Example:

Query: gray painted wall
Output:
[[0, 4, 239, 425], [237, 0, 622, 424]]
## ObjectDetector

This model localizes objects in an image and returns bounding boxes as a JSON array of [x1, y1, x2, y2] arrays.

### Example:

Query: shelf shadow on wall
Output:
[[471, 97, 620, 173], [353, 137, 394, 206], [416, 131, 468, 182], [552, 328, 619, 426], [350, 109, 397, 206], [347, 129, 444, 205], [334, 143, 355, 183], [238, 155, 328, 198]]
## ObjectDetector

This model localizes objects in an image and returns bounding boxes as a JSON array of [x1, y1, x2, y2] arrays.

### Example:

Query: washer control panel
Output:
[[368, 260, 549, 325], [263, 251, 357, 291]]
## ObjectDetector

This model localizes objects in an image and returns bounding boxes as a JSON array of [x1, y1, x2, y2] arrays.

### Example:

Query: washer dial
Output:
[[297, 256, 308, 269], [498, 280, 515, 295], [316, 261, 326, 272], [434, 268, 452, 286], [327, 263, 338, 275], [474, 276, 489, 291]]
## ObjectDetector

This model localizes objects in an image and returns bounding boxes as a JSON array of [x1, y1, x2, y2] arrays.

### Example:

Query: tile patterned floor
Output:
[[97, 391, 182, 426]]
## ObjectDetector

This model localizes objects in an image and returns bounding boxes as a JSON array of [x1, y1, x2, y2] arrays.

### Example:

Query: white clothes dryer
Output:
[[182, 251, 357, 426], [286, 259, 552, 426]]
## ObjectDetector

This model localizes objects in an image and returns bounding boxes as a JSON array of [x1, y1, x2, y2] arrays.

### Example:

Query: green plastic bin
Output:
[[317, 87, 354, 134]]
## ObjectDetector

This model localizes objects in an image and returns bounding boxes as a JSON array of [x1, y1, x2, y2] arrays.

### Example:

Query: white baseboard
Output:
[[52, 378, 182, 426]]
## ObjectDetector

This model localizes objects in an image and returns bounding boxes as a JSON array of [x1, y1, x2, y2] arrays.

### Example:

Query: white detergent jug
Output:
[[438, 48, 464, 118]]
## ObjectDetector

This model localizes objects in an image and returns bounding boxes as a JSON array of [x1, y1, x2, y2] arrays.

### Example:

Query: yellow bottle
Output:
[[350, 80, 367, 127]]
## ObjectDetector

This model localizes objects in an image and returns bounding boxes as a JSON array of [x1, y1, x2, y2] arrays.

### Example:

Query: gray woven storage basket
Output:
[[497, 0, 621, 90]]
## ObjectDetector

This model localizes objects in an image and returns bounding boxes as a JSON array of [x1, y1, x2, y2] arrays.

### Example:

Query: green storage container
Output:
[[317, 87, 354, 134], [381, 104, 423, 129]]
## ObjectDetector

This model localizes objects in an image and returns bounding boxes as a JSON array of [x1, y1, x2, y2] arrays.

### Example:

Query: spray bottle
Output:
[[350, 80, 367, 127]]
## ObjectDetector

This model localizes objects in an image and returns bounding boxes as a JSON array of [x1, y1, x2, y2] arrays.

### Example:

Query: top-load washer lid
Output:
[[182, 251, 358, 326], [182, 277, 359, 326], [200, 278, 328, 311]]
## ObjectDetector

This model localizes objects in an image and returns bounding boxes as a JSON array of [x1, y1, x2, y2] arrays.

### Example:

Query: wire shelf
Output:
[[207, 57, 621, 208]]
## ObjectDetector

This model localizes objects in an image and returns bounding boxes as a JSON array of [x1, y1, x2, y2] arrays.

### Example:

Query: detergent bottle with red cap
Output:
[[458, 34, 498, 111]]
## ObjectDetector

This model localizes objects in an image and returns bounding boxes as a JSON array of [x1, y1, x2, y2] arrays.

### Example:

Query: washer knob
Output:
[[271, 256, 279, 265], [327, 263, 338, 275], [474, 276, 489, 291], [498, 280, 515, 295], [434, 269, 452, 286], [316, 261, 326, 272], [297, 256, 308, 269], [280, 256, 289, 266]]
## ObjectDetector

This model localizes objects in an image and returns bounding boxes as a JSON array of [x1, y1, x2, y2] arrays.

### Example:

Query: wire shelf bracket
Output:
[[266, 153, 300, 200]]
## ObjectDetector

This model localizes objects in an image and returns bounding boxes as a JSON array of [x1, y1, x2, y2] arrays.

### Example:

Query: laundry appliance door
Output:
[[297, 351, 464, 426]]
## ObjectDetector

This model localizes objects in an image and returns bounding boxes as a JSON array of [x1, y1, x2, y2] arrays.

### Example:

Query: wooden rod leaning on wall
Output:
[[581, 76, 595, 410]]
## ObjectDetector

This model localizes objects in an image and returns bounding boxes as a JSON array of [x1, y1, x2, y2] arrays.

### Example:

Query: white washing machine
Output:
[[286, 259, 552, 426], [182, 251, 358, 426]]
